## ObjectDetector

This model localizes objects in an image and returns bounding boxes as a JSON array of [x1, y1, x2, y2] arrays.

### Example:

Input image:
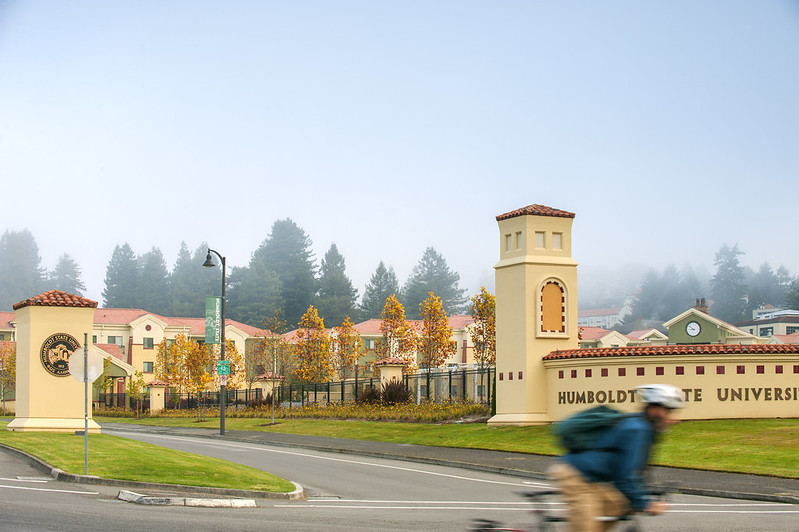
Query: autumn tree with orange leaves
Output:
[[418, 292, 455, 401], [293, 306, 333, 383], [0, 341, 15, 415], [332, 316, 364, 380], [470, 286, 496, 402], [378, 294, 417, 372]]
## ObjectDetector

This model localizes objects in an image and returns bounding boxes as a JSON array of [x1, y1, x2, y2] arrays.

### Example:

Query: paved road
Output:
[[2, 423, 797, 531]]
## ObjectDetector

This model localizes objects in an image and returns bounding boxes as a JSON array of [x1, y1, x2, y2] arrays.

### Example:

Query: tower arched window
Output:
[[540, 280, 566, 333]]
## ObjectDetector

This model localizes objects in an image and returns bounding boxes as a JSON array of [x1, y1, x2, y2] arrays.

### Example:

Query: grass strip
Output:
[[98, 416, 799, 479], [0, 422, 295, 493]]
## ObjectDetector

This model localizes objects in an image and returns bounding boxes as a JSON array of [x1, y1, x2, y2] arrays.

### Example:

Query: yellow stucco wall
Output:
[[545, 354, 799, 421], [9, 304, 101, 432]]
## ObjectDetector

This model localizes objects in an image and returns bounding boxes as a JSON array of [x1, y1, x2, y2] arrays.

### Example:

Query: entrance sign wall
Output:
[[7, 290, 101, 433]]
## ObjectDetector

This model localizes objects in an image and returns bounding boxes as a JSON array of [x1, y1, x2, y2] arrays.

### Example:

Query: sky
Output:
[[1, 1, 798, 307]]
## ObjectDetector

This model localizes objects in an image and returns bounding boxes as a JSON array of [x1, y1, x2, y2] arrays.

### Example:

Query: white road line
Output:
[[108, 430, 544, 488], [0, 483, 99, 495]]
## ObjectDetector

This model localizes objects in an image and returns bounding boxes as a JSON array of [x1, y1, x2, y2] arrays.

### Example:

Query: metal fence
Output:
[[98, 367, 494, 411]]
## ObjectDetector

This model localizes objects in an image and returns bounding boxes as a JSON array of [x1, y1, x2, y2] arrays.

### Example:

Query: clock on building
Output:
[[686, 321, 701, 337]]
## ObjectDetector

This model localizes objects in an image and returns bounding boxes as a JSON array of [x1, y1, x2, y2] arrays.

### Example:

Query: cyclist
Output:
[[547, 384, 684, 531]]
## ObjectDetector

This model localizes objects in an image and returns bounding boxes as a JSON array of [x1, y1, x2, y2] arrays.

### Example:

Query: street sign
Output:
[[205, 297, 222, 344], [69, 348, 104, 383], [217, 360, 230, 376]]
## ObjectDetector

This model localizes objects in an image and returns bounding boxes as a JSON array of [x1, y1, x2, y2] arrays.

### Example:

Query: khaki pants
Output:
[[548, 462, 631, 532]]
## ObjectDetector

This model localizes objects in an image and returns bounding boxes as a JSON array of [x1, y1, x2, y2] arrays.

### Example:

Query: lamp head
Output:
[[202, 251, 216, 268]]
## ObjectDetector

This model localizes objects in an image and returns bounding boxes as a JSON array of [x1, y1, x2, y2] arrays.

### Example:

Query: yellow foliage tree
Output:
[[470, 286, 496, 402], [293, 305, 333, 383], [378, 294, 417, 372], [469, 286, 496, 369], [419, 292, 455, 369], [211, 338, 244, 391], [332, 316, 364, 380], [126, 370, 147, 419], [0, 341, 15, 415]]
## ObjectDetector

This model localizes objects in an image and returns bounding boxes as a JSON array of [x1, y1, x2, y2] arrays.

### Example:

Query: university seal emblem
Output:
[[40, 333, 80, 377]]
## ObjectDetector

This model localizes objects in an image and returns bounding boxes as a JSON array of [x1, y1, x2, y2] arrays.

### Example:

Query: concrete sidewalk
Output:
[[101, 422, 799, 505]]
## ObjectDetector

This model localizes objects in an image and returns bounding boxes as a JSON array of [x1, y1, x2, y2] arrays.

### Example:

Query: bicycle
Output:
[[468, 484, 675, 531]]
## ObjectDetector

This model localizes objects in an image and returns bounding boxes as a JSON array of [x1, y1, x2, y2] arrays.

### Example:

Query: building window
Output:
[[757, 365, 764, 374], [516, 231, 523, 249], [552, 232, 563, 250], [505, 234, 512, 252], [518, 371, 523, 380], [759, 327, 773, 337], [143, 362, 154, 373], [143, 337, 154, 349], [676, 366, 684, 375], [92, 335, 97, 344], [618, 368, 626, 377], [364, 339, 375, 350], [696, 366, 705, 375], [499, 373, 504, 381], [585, 369, 592, 378], [636, 367, 645, 376], [775, 365, 783, 374], [787, 326, 799, 335], [716, 366, 725, 375], [535, 231, 545, 248], [107, 336, 123, 346], [737, 365, 745, 374], [509, 372, 513, 380], [558, 370, 564, 379], [794, 365, 799, 374], [601, 368, 608, 377], [656, 367, 664, 376]]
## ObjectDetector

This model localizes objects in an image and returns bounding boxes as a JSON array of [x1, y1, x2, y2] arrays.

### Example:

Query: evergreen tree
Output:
[[169, 243, 220, 318], [360, 261, 400, 320], [775, 266, 793, 306], [48, 253, 86, 296], [139, 247, 170, 315], [102, 243, 140, 308], [626, 269, 662, 322], [786, 277, 799, 310], [746, 263, 782, 314], [316, 243, 359, 326], [0, 229, 46, 309], [710, 244, 747, 323], [401, 247, 467, 319], [226, 257, 283, 327], [252, 219, 318, 327]]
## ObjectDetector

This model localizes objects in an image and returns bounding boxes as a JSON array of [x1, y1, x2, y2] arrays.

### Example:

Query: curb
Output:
[[118, 489, 258, 507], [0, 443, 305, 505]]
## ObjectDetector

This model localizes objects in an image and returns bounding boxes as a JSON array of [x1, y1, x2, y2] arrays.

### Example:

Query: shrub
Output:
[[382, 380, 411, 405], [356, 386, 382, 404]]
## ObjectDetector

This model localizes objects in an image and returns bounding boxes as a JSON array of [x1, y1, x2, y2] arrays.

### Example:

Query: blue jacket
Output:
[[560, 413, 656, 511]]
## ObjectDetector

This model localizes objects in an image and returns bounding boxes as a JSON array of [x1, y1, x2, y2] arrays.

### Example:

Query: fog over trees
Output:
[[3, 225, 799, 329]]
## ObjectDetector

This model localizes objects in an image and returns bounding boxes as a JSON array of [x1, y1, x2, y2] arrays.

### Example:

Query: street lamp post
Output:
[[203, 248, 226, 436]]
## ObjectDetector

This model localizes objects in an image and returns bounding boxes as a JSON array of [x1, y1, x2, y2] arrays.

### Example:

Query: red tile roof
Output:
[[95, 343, 125, 362], [496, 204, 575, 221], [0, 311, 14, 329], [543, 343, 799, 360], [448, 314, 474, 329], [578, 326, 613, 341], [375, 357, 410, 366], [13, 290, 97, 310], [94, 308, 151, 324]]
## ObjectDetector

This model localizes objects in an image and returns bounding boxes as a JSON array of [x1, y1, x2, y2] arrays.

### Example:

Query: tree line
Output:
[[624, 244, 799, 327], [0, 220, 470, 331]]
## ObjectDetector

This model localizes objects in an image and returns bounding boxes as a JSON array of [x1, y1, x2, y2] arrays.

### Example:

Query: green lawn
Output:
[[98, 416, 799, 479], [0, 422, 296, 493]]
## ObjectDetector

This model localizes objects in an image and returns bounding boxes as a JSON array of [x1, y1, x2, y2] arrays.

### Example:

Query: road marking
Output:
[[0, 483, 99, 495], [0, 477, 49, 483], [108, 430, 545, 488]]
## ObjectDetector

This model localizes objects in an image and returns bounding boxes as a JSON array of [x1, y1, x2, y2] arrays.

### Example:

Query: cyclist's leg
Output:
[[548, 462, 606, 532]]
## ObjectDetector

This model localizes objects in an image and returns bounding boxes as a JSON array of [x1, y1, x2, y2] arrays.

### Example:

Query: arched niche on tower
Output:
[[537, 278, 569, 337]]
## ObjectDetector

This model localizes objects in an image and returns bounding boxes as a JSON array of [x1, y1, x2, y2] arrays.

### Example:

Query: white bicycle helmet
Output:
[[637, 384, 684, 409]]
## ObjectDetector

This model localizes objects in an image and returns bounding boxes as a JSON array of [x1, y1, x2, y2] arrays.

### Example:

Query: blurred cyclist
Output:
[[548, 384, 684, 532]]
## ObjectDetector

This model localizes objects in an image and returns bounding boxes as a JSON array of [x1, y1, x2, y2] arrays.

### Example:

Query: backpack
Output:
[[552, 405, 627, 452]]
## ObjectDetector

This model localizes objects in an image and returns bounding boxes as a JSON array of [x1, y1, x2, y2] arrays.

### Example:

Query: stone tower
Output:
[[488, 204, 579, 425]]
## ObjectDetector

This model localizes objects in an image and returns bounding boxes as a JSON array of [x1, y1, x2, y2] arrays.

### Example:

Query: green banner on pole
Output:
[[205, 296, 222, 344]]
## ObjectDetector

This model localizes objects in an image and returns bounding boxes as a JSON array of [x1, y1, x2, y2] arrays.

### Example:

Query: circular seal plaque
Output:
[[40, 333, 80, 377]]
